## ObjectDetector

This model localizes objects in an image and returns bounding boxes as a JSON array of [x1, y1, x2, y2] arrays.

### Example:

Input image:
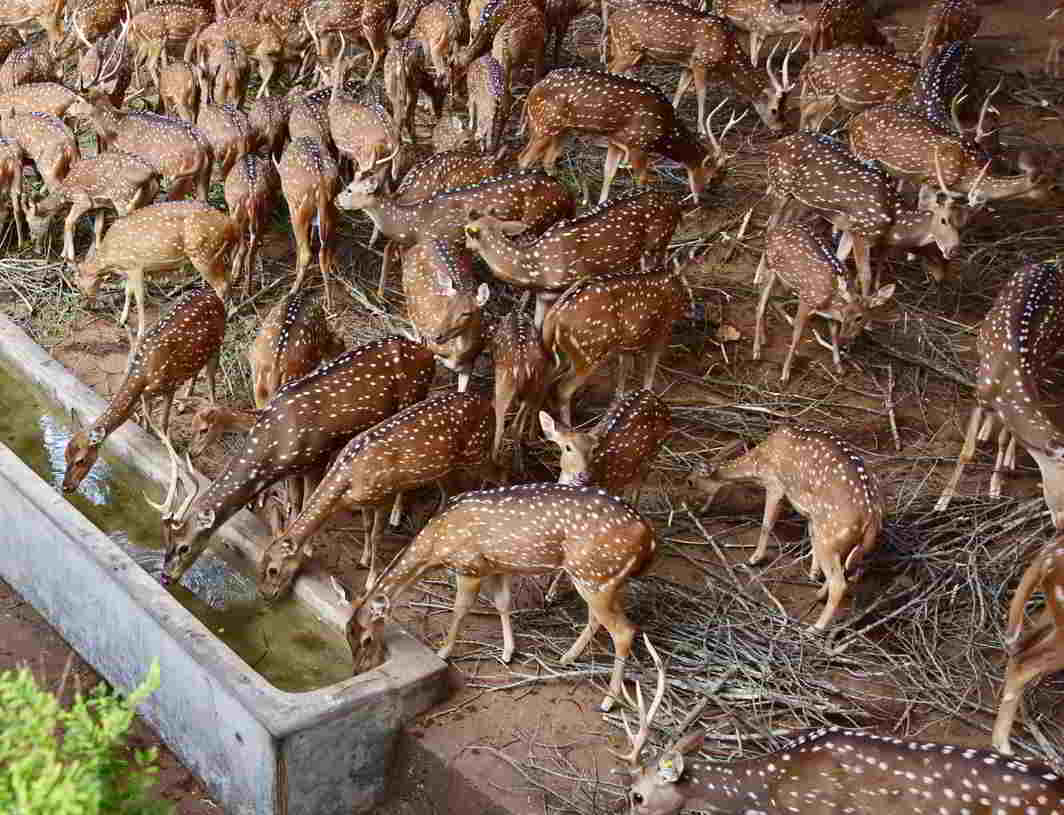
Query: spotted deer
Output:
[[607, 3, 795, 133], [993, 537, 1064, 755], [202, 38, 250, 109], [195, 84, 251, 182], [519, 68, 740, 203], [937, 261, 1064, 527], [76, 21, 132, 111], [688, 424, 883, 629], [458, 0, 535, 69], [615, 638, 1064, 815], [410, 0, 466, 93], [303, 0, 395, 82], [797, 46, 917, 132], [63, 288, 224, 493], [467, 54, 512, 153], [490, 306, 549, 466], [325, 51, 402, 182], [69, 0, 127, 46], [129, 3, 210, 87], [158, 57, 200, 121], [277, 136, 339, 309], [0, 0, 67, 53], [149, 336, 435, 585], [715, 0, 807, 66], [540, 389, 670, 501], [224, 152, 278, 288], [187, 17, 285, 96], [753, 222, 894, 384], [0, 82, 95, 120], [0, 35, 56, 93], [463, 187, 682, 326], [0, 111, 78, 194], [807, 0, 887, 56], [402, 239, 491, 391], [0, 29, 23, 68], [919, 0, 979, 67], [186, 402, 255, 458], [490, 0, 546, 85], [247, 94, 290, 157], [259, 389, 494, 597], [24, 150, 160, 260], [384, 39, 445, 143], [345, 482, 656, 711], [74, 200, 236, 341], [0, 137, 23, 244], [542, 259, 688, 426]]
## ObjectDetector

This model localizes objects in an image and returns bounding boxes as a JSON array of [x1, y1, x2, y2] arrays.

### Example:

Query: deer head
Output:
[[698, 101, 748, 190], [753, 39, 798, 133], [62, 410, 105, 493], [345, 592, 391, 671], [463, 208, 530, 251], [187, 402, 225, 458], [539, 410, 598, 486], [143, 434, 212, 585], [433, 267, 490, 345], [828, 275, 894, 342], [258, 536, 314, 601]]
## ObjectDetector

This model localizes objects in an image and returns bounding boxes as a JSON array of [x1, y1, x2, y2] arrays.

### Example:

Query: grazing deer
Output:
[[808, 0, 887, 56], [937, 261, 1064, 527], [158, 57, 200, 121], [0, 137, 23, 244], [607, 3, 795, 134], [247, 93, 290, 157], [541, 259, 688, 426], [74, 200, 236, 341], [402, 239, 492, 391], [919, 0, 979, 67], [0, 111, 78, 194], [224, 152, 278, 289], [467, 54, 512, 153], [345, 482, 656, 711], [715, 0, 807, 66], [797, 46, 917, 132], [753, 222, 895, 383], [0, 82, 95, 120], [614, 638, 1064, 815], [259, 389, 494, 597], [519, 68, 738, 203], [463, 187, 682, 326], [187, 17, 285, 96], [150, 336, 435, 585], [540, 389, 670, 500], [277, 136, 339, 309], [688, 424, 883, 629], [63, 288, 224, 493], [993, 537, 1064, 755], [129, 3, 210, 88], [24, 150, 160, 260], [83, 91, 213, 200], [490, 306, 549, 466], [384, 39, 445, 143]]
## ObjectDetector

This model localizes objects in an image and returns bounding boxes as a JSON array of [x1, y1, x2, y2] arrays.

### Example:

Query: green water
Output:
[[0, 364, 354, 693]]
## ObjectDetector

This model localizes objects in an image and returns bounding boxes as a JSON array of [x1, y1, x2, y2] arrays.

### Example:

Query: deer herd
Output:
[[3, 0, 1063, 808]]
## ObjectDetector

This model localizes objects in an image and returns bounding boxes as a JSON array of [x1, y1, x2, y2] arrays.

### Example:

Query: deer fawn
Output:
[[224, 152, 278, 290], [64, 288, 224, 493], [937, 261, 1064, 528], [24, 150, 160, 261], [259, 388, 494, 597], [0, 137, 23, 244], [797, 46, 917, 132], [541, 258, 688, 426], [74, 200, 236, 341], [345, 482, 656, 711], [490, 306, 549, 466], [993, 537, 1064, 755], [688, 424, 883, 629], [807, 0, 888, 56], [0, 111, 79, 194], [615, 638, 1064, 815], [540, 389, 670, 500], [715, 0, 807, 66], [402, 238, 491, 391], [151, 336, 435, 585], [463, 187, 682, 326], [919, 0, 979, 67], [754, 222, 894, 383], [607, 3, 795, 134]]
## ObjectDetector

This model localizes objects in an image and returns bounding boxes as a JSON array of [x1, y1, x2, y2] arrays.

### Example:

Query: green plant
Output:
[[0, 661, 173, 815]]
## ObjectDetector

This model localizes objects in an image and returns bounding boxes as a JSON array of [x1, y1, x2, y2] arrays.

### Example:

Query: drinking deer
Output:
[[490, 306, 549, 466], [277, 136, 339, 309], [24, 150, 160, 260], [606, 3, 795, 134], [936, 261, 1064, 529], [753, 222, 894, 384], [541, 259, 688, 426], [63, 288, 224, 493], [224, 152, 278, 289], [0, 111, 78, 194], [807, 0, 887, 56], [797, 46, 917, 132], [0, 137, 23, 244], [715, 0, 807, 66], [615, 638, 1064, 815], [151, 336, 435, 585], [259, 388, 494, 597], [467, 54, 512, 153], [919, 0, 979, 67], [402, 238, 491, 391], [687, 424, 883, 629], [518, 68, 731, 203], [75, 200, 236, 341], [345, 482, 656, 711], [993, 537, 1064, 755], [463, 187, 682, 326]]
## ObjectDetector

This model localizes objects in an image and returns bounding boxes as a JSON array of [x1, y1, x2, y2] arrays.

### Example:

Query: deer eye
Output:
[[268, 566, 278, 577], [632, 792, 644, 805]]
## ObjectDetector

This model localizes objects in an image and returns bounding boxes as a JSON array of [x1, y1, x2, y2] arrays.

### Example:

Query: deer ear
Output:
[[475, 283, 490, 307], [539, 410, 558, 440]]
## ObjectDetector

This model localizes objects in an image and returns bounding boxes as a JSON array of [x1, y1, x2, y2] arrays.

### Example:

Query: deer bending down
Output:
[[615, 637, 1064, 815], [687, 424, 883, 629], [490, 307, 549, 468], [463, 187, 683, 326], [715, 0, 807, 66], [224, 152, 278, 290], [150, 337, 435, 585], [345, 482, 656, 711], [0, 137, 23, 244], [797, 46, 917, 132], [259, 389, 494, 598], [919, 0, 980, 67], [937, 261, 1064, 528], [754, 222, 895, 384], [992, 537, 1064, 755], [64, 288, 224, 493], [0, 111, 79, 194]]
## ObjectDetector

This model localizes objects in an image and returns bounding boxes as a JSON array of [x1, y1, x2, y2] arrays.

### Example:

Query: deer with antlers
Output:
[[797, 46, 918, 132], [688, 424, 883, 629], [150, 336, 435, 585], [606, 4, 795, 134], [992, 537, 1064, 755], [63, 288, 224, 493], [463, 187, 682, 326], [613, 637, 1064, 814], [936, 261, 1064, 527], [345, 482, 656, 710]]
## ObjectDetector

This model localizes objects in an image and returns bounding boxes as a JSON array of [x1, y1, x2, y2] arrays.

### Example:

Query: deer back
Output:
[[799, 46, 916, 109], [2, 111, 77, 169], [609, 3, 729, 68], [765, 222, 850, 311], [462, 0, 536, 66], [59, 149, 157, 207], [109, 110, 212, 179], [158, 59, 200, 120], [809, 0, 885, 54], [587, 389, 671, 491], [136, 287, 227, 398], [491, 0, 545, 78], [329, 94, 399, 174], [467, 54, 510, 151], [716, 0, 805, 36], [394, 148, 510, 203], [196, 101, 250, 161], [491, 307, 548, 404], [224, 151, 278, 235], [0, 82, 86, 119], [247, 94, 289, 154], [279, 136, 339, 206], [909, 39, 972, 132], [71, 0, 128, 43], [920, 0, 979, 66], [0, 37, 55, 92], [287, 87, 331, 145]]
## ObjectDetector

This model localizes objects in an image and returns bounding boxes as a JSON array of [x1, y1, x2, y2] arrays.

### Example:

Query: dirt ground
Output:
[[4, 1, 1064, 813]]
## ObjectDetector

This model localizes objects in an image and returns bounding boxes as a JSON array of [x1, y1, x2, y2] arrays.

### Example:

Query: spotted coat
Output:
[[798, 46, 917, 131], [808, 0, 887, 55], [919, 0, 979, 66], [0, 36, 54, 92], [0, 111, 78, 193], [393, 149, 510, 203]]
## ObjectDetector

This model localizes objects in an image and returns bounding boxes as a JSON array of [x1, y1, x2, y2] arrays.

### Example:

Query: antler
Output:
[[933, 146, 955, 198], [765, 38, 800, 93], [141, 415, 202, 522], [967, 159, 991, 209], [609, 634, 666, 767], [975, 78, 1003, 144], [704, 100, 748, 162]]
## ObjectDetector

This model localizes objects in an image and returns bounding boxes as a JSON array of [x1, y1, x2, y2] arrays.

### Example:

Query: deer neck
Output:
[[474, 229, 535, 287], [361, 196, 417, 242], [655, 123, 708, 169], [885, 209, 933, 249], [215, 406, 257, 432], [281, 463, 349, 546], [89, 364, 147, 441], [679, 755, 793, 812]]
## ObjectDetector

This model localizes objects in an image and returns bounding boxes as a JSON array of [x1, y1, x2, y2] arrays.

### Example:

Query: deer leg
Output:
[[362, 505, 386, 587], [157, 391, 175, 439], [990, 425, 1013, 499], [616, 353, 631, 400], [851, 235, 873, 296], [377, 241, 396, 298], [753, 270, 775, 360], [828, 319, 842, 372], [317, 201, 336, 312], [574, 583, 636, 712], [203, 352, 219, 406], [692, 68, 708, 133], [257, 57, 276, 97], [643, 335, 668, 391], [992, 631, 1064, 754], [781, 301, 813, 384], [556, 358, 595, 427], [600, 143, 624, 204], [63, 200, 91, 261], [493, 376, 517, 465], [751, 484, 785, 565], [627, 149, 650, 188], [812, 545, 847, 630], [560, 583, 602, 664], [486, 573, 516, 662], [132, 271, 148, 343], [290, 205, 313, 295], [935, 404, 985, 512], [672, 71, 692, 109], [438, 573, 481, 659]]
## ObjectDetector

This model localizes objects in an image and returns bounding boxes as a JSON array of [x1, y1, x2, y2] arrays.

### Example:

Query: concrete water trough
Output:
[[0, 313, 450, 815]]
